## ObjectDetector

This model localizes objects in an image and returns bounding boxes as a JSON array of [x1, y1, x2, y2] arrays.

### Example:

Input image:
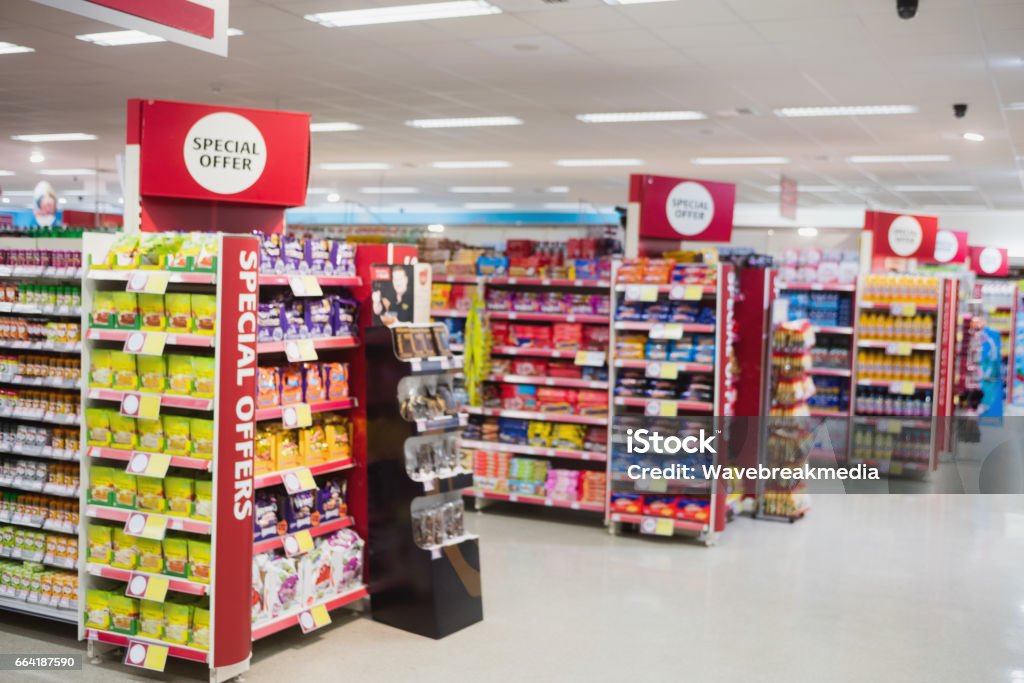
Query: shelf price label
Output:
[[574, 350, 605, 367], [624, 284, 659, 302], [884, 342, 913, 356], [648, 323, 683, 340], [282, 467, 317, 495], [669, 284, 706, 301], [126, 272, 169, 295], [123, 331, 167, 356], [124, 512, 167, 541], [645, 362, 678, 380], [888, 382, 915, 396], [637, 477, 668, 493], [639, 517, 674, 537], [645, 399, 678, 417], [289, 275, 323, 298], [298, 603, 332, 634], [125, 574, 170, 602], [285, 339, 318, 363], [124, 642, 168, 672], [283, 529, 315, 558], [120, 393, 161, 421], [878, 419, 903, 435], [282, 403, 313, 429], [890, 303, 916, 317], [127, 452, 171, 479]]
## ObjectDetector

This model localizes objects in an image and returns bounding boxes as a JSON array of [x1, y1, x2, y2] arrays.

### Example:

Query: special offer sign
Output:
[[629, 174, 735, 242], [932, 229, 969, 265], [131, 99, 310, 206], [969, 245, 1009, 276], [865, 210, 938, 259]]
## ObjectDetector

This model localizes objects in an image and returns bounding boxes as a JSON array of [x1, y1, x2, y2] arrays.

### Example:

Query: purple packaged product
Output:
[[258, 301, 286, 342], [305, 239, 331, 275], [512, 291, 541, 312], [259, 233, 283, 274], [305, 298, 332, 338], [539, 291, 565, 314], [282, 235, 307, 273], [253, 492, 279, 541], [316, 480, 344, 522], [328, 241, 356, 277], [330, 297, 358, 337], [593, 295, 610, 316], [280, 490, 315, 532], [283, 298, 309, 339]]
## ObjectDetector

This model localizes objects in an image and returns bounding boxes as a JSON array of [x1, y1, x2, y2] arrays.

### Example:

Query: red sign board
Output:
[[779, 176, 797, 220], [932, 229, 968, 265], [865, 210, 938, 259], [969, 245, 1009, 276], [630, 174, 735, 242], [213, 234, 258, 667], [133, 99, 310, 207]]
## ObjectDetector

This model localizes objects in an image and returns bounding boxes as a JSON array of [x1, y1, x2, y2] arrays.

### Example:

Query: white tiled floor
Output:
[[2, 495, 1023, 682]]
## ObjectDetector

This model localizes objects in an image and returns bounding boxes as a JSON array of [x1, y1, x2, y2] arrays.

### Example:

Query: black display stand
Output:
[[364, 325, 483, 638]]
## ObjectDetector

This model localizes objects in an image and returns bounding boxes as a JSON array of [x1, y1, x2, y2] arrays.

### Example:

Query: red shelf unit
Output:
[[253, 459, 355, 489], [86, 629, 209, 664], [256, 336, 359, 354], [463, 405, 607, 426], [257, 274, 362, 288], [488, 311, 607, 324], [86, 388, 213, 411], [86, 564, 209, 596], [254, 397, 358, 422], [458, 439, 606, 462], [252, 516, 354, 555], [251, 584, 368, 641], [86, 327, 215, 348], [471, 489, 604, 513]]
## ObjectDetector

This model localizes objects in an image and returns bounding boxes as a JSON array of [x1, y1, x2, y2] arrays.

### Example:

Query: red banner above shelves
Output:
[[932, 229, 968, 265], [629, 174, 735, 243], [969, 245, 1009, 276], [865, 210, 938, 260]]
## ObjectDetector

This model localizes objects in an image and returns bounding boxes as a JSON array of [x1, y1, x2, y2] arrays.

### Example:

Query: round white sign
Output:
[[978, 246, 1002, 274], [183, 112, 266, 195], [888, 215, 924, 256], [933, 230, 958, 263], [127, 644, 147, 664], [129, 576, 147, 595], [665, 181, 715, 236]]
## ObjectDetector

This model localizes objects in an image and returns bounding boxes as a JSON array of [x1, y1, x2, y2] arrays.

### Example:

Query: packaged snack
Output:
[[112, 471, 138, 509], [258, 301, 285, 342], [138, 293, 166, 331], [87, 525, 112, 564], [191, 606, 210, 649], [137, 537, 163, 573], [317, 480, 345, 522], [109, 414, 137, 450], [89, 349, 113, 387], [302, 363, 326, 403], [262, 556, 300, 618], [165, 477, 194, 517], [111, 529, 139, 569], [253, 492, 280, 541], [280, 490, 316, 533], [137, 418, 164, 452], [138, 233, 180, 269], [260, 233, 282, 273], [107, 233, 140, 268], [305, 298, 332, 337], [89, 466, 116, 505], [322, 362, 349, 400], [191, 294, 217, 336], [91, 291, 116, 329], [137, 355, 167, 393], [163, 602, 192, 644], [163, 416, 191, 457], [85, 409, 112, 447], [193, 233, 218, 272], [275, 430, 301, 470], [257, 367, 280, 408], [165, 294, 191, 333], [323, 415, 351, 461], [193, 480, 213, 521], [137, 476, 166, 513], [112, 292, 140, 330], [279, 366, 303, 404], [166, 355, 194, 395], [190, 419, 214, 459], [188, 540, 211, 584], [254, 428, 276, 476], [163, 538, 188, 578], [139, 600, 164, 640], [192, 356, 215, 398], [109, 594, 139, 635], [84, 589, 111, 629], [109, 351, 138, 391]]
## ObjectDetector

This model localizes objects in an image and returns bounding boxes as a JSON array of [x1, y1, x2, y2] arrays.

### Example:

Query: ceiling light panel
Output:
[[39, 169, 97, 176], [320, 162, 390, 170], [11, 133, 96, 142], [360, 187, 419, 194], [432, 160, 510, 169], [846, 155, 952, 163], [577, 111, 706, 123], [310, 122, 363, 132], [554, 158, 643, 167], [891, 185, 976, 192], [0, 42, 34, 55], [692, 157, 789, 165], [449, 186, 513, 193], [408, 116, 522, 128], [76, 30, 166, 46], [545, 186, 570, 193], [464, 202, 514, 209], [602, 0, 679, 5], [0, 171, 15, 176], [306, 1, 501, 27], [773, 105, 917, 118]]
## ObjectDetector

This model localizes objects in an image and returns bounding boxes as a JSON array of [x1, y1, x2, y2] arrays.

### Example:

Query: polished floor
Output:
[[1, 495, 1022, 682]]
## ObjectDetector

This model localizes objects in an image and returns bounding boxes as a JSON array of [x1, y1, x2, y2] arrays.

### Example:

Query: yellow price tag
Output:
[[299, 603, 332, 633], [574, 350, 605, 367], [646, 399, 678, 417], [641, 477, 668, 493], [125, 642, 168, 672], [283, 529, 315, 557], [282, 403, 313, 429], [126, 272, 169, 295], [885, 342, 913, 356], [683, 285, 704, 301], [626, 284, 658, 302], [889, 382, 915, 395], [282, 467, 318, 494], [126, 574, 169, 602], [881, 419, 903, 435], [649, 323, 683, 340], [120, 393, 161, 421], [285, 338, 318, 363], [127, 452, 171, 478], [123, 331, 167, 356], [890, 303, 916, 317], [289, 275, 323, 297], [654, 518, 675, 536], [659, 362, 679, 379], [124, 512, 168, 540]]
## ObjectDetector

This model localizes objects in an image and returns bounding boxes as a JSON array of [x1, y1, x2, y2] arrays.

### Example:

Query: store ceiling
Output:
[[0, 0, 1023, 217]]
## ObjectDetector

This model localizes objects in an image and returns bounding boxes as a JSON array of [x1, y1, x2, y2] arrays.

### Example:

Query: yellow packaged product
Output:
[[138, 293, 166, 331], [324, 415, 351, 461], [187, 540, 211, 584], [87, 525, 112, 564], [137, 355, 167, 393], [163, 537, 188, 577], [108, 414, 137, 450], [88, 349, 113, 387], [109, 351, 138, 391], [136, 537, 163, 573], [193, 480, 213, 521], [111, 470, 137, 509], [166, 294, 191, 333], [138, 600, 164, 640], [193, 356, 215, 397], [276, 429, 301, 470], [191, 606, 210, 649], [84, 589, 111, 629], [85, 409, 112, 447], [112, 292, 139, 330], [167, 355, 194, 395], [108, 594, 139, 635], [107, 233, 140, 269], [137, 418, 164, 452], [163, 602, 192, 644], [163, 415, 191, 457], [165, 477, 193, 517], [110, 529, 139, 570], [136, 476, 166, 513], [88, 466, 115, 505], [190, 418, 214, 459], [302, 422, 330, 465], [191, 294, 216, 336], [91, 291, 117, 329], [254, 428, 276, 476]]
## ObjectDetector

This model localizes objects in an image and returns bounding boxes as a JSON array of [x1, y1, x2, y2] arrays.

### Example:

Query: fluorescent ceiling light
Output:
[[326, 193, 341, 202], [1004, 103, 1024, 111], [360, 187, 419, 194], [0, 42, 33, 55], [798, 227, 819, 238], [320, 162, 390, 170], [76, 30, 166, 46], [432, 160, 510, 169], [554, 158, 643, 167], [307, 1, 501, 28], [773, 105, 917, 118], [39, 168, 96, 176], [57, 198, 67, 205], [11, 133, 96, 142], [761, 185, 846, 193], [305, 187, 335, 195], [920, 204, 989, 212], [603, 0, 679, 5], [226, 28, 245, 37], [543, 203, 585, 210], [0, 170, 14, 176], [29, 153, 44, 163], [464, 202, 514, 209], [449, 186, 513, 193], [847, 154, 951, 163], [1, 191, 34, 197], [577, 110, 706, 123], [963, 132, 985, 142], [546, 186, 570, 193], [310, 122, 363, 132], [692, 156, 788, 165], [427, 223, 445, 233], [408, 116, 521, 129], [892, 185, 975, 192], [0, 198, 8, 204]]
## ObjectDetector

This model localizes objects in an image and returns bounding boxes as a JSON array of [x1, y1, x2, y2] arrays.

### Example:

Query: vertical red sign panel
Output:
[[213, 234, 259, 667], [779, 176, 797, 220]]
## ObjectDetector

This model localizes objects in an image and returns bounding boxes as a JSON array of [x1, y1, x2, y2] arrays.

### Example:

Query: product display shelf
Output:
[[257, 274, 362, 288], [974, 279, 1017, 397], [253, 397, 358, 422], [607, 262, 735, 545], [252, 516, 354, 554], [364, 324, 482, 639], [0, 236, 84, 625], [457, 439, 606, 462], [849, 274, 958, 476], [253, 458, 355, 489], [79, 232, 257, 682], [463, 405, 607, 426], [251, 583, 369, 641], [468, 488, 604, 512]]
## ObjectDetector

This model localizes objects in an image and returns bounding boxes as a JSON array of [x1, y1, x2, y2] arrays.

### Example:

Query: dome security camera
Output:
[[954, 103, 968, 118], [897, 0, 918, 19]]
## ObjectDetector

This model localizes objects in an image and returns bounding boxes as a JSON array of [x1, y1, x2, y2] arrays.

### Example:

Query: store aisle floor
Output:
[[2, 495, 1022, 683]]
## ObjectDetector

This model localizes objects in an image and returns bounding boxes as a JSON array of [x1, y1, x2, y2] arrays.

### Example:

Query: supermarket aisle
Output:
[[2, 495, 1023, 683]]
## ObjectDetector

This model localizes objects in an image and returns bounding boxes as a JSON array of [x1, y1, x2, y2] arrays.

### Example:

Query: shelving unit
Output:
[[0, 235, 84, 624], [973, 279, 1017, 398]]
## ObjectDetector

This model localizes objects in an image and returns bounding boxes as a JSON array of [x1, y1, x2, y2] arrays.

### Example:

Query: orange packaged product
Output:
[[257, 367, 280, 408]]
